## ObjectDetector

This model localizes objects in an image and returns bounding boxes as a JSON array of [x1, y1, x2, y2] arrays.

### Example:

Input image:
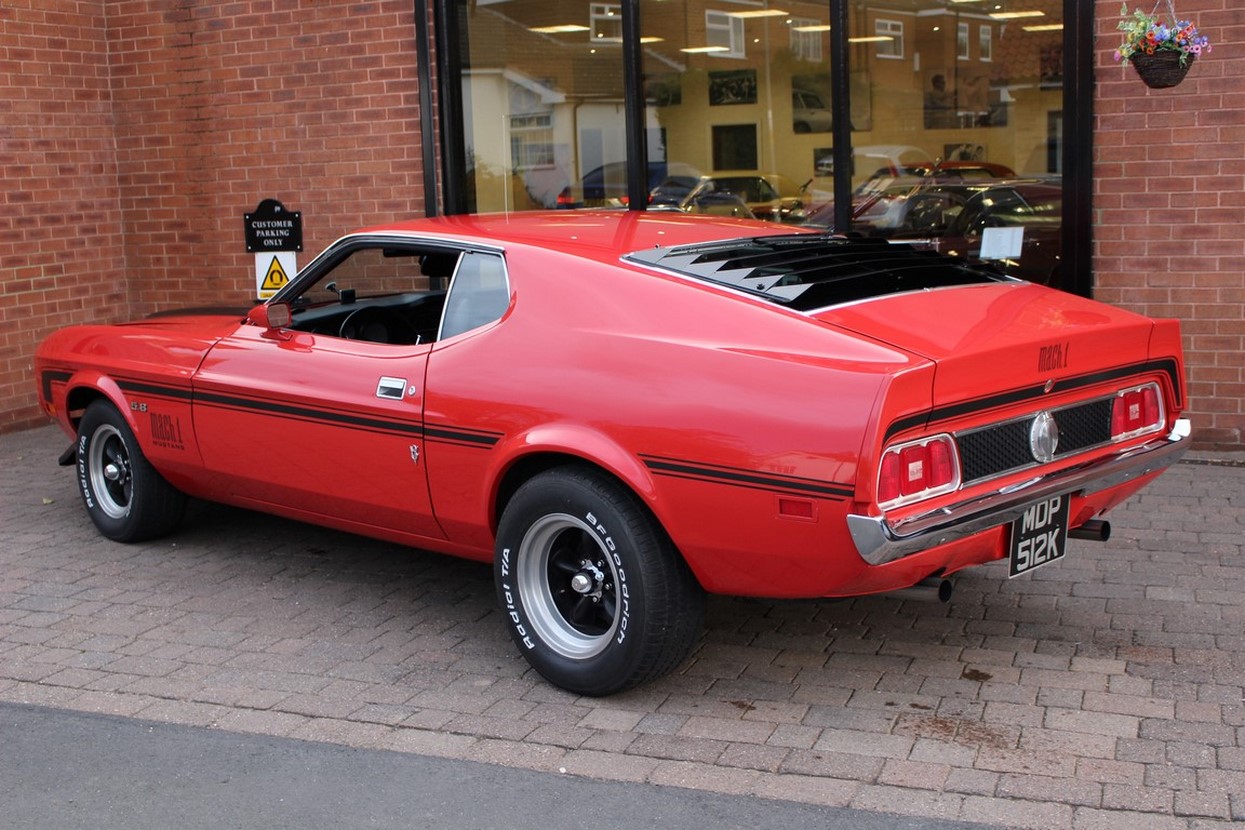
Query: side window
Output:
[[438, 252, 510, 340], [284, 243, 459, 346]]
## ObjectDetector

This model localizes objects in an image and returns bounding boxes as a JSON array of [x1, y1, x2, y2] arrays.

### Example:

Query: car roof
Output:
[[353, 210, 809, 264]]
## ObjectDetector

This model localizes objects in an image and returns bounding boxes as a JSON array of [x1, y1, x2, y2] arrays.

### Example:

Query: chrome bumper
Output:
[[847, 419, 1192, 567]]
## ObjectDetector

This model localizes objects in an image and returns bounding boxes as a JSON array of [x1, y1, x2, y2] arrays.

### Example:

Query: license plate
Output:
[[1008, 494, 1070, 578]]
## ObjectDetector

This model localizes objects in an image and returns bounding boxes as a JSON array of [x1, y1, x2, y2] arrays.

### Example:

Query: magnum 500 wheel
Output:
[[76, 400, 186, 543], [495, 465, 704, 696]]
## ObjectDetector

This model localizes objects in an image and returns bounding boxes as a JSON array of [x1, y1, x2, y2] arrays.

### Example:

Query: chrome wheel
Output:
[[88, 423, 132, 520], [516, 513, 619, 660]]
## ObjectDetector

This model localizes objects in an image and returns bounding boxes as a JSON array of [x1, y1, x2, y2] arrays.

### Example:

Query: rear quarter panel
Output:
[[423, 243, 933, 597]]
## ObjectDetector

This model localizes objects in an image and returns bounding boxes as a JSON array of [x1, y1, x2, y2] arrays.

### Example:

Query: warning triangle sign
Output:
[[261, 256, 289, 291]]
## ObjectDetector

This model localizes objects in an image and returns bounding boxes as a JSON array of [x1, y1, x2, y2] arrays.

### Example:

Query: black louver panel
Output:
[[625, 235, 1005, 311]]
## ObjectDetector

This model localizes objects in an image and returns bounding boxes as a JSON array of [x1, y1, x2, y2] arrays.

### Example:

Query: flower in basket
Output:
[[1113, 3, 1211, 68]]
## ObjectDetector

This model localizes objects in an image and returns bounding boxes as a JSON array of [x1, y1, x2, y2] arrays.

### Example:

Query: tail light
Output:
[[1111, 382, 1165, 440], [877, 434, 960, 510]]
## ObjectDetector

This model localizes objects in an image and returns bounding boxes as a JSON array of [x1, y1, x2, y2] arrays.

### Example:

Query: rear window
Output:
[[624, 234, 1007, 311]]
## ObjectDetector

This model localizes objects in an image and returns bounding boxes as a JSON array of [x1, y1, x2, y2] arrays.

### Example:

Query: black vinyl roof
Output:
[[624, 234, 1007, 312]]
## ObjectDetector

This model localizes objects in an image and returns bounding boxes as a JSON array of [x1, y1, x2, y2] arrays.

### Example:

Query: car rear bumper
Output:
[[847, 419, 1192, 566]]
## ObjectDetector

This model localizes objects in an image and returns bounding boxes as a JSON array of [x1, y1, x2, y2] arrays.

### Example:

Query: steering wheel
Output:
[[338, 306, 419, 344]]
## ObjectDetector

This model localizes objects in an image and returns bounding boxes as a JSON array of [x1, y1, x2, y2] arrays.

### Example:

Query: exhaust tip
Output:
[[890, 577, 953, 603], [1070, 520, 1111, 542]]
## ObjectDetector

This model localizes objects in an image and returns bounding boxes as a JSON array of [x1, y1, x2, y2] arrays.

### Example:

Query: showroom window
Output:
[[437, 0, 1090, 296]]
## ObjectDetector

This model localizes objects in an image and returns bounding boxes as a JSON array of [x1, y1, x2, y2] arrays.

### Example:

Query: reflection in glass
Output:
[[457, 0, 629, 212], [451, 1, 1067, 289]]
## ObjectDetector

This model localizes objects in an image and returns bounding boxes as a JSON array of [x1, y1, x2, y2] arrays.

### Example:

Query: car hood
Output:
[[811, 282, 1157, 408], [37, 309, 247, 383]]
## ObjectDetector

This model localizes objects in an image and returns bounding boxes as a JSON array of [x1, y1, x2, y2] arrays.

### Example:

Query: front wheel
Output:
[[76, 400, 186, 542], [495, 466, 704, 696]]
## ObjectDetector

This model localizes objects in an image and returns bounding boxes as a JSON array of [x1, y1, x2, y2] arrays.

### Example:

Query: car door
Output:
[[190, 239, 457, 541]]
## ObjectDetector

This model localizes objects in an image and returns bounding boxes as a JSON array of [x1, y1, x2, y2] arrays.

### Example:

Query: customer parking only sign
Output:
[[244, 199, 302, 299]]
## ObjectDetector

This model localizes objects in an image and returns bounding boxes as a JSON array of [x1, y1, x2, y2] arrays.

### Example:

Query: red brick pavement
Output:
[[2, 425, 1242, 828]]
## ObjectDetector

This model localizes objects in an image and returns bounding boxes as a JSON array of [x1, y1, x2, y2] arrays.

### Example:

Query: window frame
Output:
[[788, 17, 823, 62], [705, 10, 746, 59], [874, 18, 904, 60]]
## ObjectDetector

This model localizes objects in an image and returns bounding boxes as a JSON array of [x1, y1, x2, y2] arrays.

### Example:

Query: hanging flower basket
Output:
[[1114, 2, 1211, 90], [1130, 49, 1195, 89]]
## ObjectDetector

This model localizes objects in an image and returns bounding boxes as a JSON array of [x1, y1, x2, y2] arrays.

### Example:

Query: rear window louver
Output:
[[624, 235, 1007, 312]]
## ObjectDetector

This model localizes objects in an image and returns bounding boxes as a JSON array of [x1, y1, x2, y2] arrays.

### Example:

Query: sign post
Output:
[[244, 199, 303, 300]]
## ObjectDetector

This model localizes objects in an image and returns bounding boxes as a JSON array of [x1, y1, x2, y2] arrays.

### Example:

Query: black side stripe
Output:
[[48, 372, 504, 450], [423, 425, 502, 447], [40, 370, 72, 403], [194, 390, 425, 438], [641, 454, 852, 500], [117, 379, 194, 401], [884, 358, 1184, 442]]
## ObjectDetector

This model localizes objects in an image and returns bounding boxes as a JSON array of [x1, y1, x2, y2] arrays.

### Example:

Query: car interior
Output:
[[282, 246, 509, 346]]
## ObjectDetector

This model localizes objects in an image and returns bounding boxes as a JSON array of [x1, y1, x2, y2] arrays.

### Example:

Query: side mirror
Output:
[[246, 302, 292, 337]]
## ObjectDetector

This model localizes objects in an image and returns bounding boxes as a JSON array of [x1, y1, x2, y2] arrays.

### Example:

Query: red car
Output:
[[35, 211, 1190, 695]]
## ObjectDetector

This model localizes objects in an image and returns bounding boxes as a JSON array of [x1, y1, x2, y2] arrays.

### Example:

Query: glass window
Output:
[[510, 113, 554, 170], [447, 1, 1069, 293], [454, 0, 628, 212], [283, 243, 459, 346], [789, 17, 823, 62], [849, 1, 1066, 289], [705, 11, 745, 59], [874, 19, 904, 60], [591, 3, 622, 43]]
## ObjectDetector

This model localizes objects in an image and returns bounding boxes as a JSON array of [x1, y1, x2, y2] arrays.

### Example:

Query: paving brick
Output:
[[960, 794, 1074, 830], [997, 773, 1102, 807], [1102, 783, 1174, 814], [877, 757, 951, 791], [716, 741, 790, 773], [752, 773, 858, 807], [851, 784, 964, 820], [1071, 807, 1188, 830], [813, 728, 913, 759]]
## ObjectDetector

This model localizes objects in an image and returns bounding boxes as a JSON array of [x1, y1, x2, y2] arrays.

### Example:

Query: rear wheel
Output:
[[76, 400, 186, 542], [495, 465, 704, 696]]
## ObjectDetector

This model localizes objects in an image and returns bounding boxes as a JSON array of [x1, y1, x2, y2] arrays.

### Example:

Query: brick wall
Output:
[[1, 0, 430, 431], [1094, 0, 1245, 451], [106, 0, 430, 311], [1, 1, 126, 431], [4, 2, 1244, 450]]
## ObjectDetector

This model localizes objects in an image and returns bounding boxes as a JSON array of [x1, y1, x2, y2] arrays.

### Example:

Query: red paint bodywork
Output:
[[35, 211, 1188, 599]]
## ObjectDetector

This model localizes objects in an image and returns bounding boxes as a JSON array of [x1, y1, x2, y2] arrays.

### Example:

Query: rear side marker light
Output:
[[1111, 382, 1165, 441], [878, 434, 960, 510]]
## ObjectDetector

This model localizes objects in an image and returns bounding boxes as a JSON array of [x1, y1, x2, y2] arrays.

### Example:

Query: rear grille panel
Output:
[[956, 397, 1114, 485]]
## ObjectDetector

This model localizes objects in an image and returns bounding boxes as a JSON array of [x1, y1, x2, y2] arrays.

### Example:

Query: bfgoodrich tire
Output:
[[495, 465, 704, 696], [76, 400, 186, 543]]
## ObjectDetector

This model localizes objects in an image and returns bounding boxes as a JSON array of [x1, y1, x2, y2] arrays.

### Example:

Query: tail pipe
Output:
[[1069, 519, 1111, 542], [890, 577, 953, 603]]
